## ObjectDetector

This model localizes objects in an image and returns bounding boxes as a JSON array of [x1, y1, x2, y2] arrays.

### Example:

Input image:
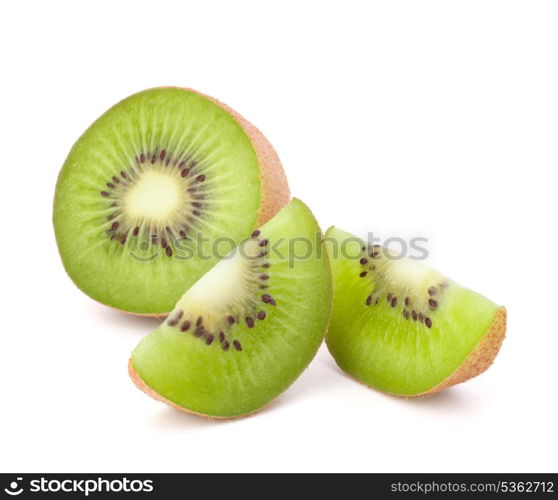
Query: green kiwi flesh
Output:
[[130, 199, 332, 418], [54, 88, 287, 315], [324, 227, 506, 396]]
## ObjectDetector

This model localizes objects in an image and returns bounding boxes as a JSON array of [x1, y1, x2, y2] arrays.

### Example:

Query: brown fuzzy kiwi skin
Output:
[[128, 359, 258, 421], [417, 306, 507, 397], [93, 87, 290, 318], [197, 90, 290, 225], [170, 87, 291, 225], [329, 307, 507, 398]]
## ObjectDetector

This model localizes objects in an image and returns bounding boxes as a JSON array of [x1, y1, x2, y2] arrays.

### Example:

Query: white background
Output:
[[1, 0, 556, 473]]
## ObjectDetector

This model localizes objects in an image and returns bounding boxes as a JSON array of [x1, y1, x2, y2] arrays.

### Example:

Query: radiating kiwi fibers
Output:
[[54, 88, 289, 316], [162, 227, 274, 353]]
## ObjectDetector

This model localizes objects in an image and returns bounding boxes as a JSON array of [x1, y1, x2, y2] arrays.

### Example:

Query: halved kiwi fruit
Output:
[[129, 199, 332, 418], [324, 227, 506, 396], [53, 88, 289, 316]]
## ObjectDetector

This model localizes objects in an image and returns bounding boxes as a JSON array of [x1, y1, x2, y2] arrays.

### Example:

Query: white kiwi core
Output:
[[125, 170, 183, 220], [171, 240, 263, 331]]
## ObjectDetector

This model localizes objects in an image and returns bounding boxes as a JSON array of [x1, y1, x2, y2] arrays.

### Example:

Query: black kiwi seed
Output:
[[196, 316, 203, 326], [196, 174, 206, 182], [222, 340, 230, 351], [140, 154, 146, 163], [425, 317, 432, 328], [160, 150, 166, 160], [428, 286, 438, 296], [262, 263, 271, 269], [366, 295, 373, 306], [168, 318, 179, 327], [133, 227, 140, 236], [259, 239, 269, 247], [359, 271, 368, 278], [261, 294, 273, 303], [161, 238, 168, 248], [194, 326, 205, 337], [405, 297, 410, 306], [260, 274, 269, 280], [227, 315, 236, 325], [179, 230, 187, 238], [165, 247, 172, 257], [360, 257, 368, 265], [391, 297, 397, 307], [429, 299, 438, 309], [403, 310, 410, 319], [119, 235, 126, 245], [181, 169, 189, 177], [412, 311, 418, 321], [418, 313, 424, 323], [107, 182, 115, 189], [219, 332, 225, 342], [251, 229, 261, 238], [112, 176, 120, 183], [101, 191, 110, 197], [246, 317, 255, 328], [233, 340, 242, 351], [257, 311, 266, 320], [180, 321, 191, 332], [205, 334, 214, 345]]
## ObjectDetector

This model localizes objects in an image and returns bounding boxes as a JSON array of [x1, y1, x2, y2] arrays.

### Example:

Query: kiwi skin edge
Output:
[[328, 307, 507, 398], [128, 359, 276, 421], [94, 87, 291, 318]]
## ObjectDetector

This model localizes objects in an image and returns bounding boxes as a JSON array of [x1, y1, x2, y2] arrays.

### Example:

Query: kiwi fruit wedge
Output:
[[53, 88, 289, 316], [129, 199, 332, 418], [324, 227, 506, 397]]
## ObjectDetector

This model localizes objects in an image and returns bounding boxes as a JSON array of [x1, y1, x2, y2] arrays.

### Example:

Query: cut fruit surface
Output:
[[325, 227, 506, 396], [130, 199, 332, 418], [53, 88, 289, 315]]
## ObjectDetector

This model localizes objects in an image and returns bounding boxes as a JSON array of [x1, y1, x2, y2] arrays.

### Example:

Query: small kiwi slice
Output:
[[129, 199, 332, 418], [324, 227, 506, 396], [53, 88, 289, 316]]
